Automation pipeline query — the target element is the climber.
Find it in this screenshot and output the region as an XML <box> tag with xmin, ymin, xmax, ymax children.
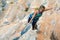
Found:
<box><xmin>13</xmin><ymin>5</ymin><xmax>53</xmax><ymax>40</ymax></box>
<box><xmin>28</xmin><ymin>5</ymin><xmax>53</xmax><ymax>30</ymax></box>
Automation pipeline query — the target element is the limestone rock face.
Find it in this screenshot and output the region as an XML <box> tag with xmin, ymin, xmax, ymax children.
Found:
<box><xmin>0</xmin><ymin>0</ymin><xmax>60</xmax><ymax>40</ymax></box>
<box><xmin>37</xmin><ymin>0</ymin><xmax>60</xmax><ymax>40</ymax></box>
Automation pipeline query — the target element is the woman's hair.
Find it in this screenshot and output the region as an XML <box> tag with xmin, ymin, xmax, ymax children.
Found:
<box><xmin>39</xmin><ymin>5</ymin><xmax>45</xmax><ymax>10</ymax></box>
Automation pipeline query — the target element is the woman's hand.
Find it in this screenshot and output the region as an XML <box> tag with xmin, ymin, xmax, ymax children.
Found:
<box><xmin>45</xmin><ymin>5</ymin><xmax>53</xmax><ymax>11</ymax></box>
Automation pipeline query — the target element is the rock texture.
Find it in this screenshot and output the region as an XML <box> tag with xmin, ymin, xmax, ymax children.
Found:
<box><xmin>0</xmin><ymin>0</ymin><xmax>60</xmax><ymax>40</ymax></box>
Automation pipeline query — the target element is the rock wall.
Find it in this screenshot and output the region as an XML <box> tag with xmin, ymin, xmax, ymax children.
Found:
<box><xmin>37</xmin><ymin>0</ymin><xmax>60</xmax><ymax>40</ymax></box>
<box><xmin>0</xmin><ymin>0</ymin><xmax>60</xmax><ymax>40</ymax></box>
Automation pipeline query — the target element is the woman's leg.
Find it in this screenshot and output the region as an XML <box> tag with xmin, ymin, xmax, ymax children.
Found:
<box><xmin>28</xmin><ymin>17</ymin><xmax>37</xmax><ymax>30</ymax></box>
<box><xmin>32</xmin><ymin>21</ymin><xmax>36</xmax><ymax>30</ymax></box>
<box><xmin>32</xmin><ymin>20</ymin><xmax>38</xmax><ymax>30</ymax></box>
<box><xmin>35</xmin><ymin>24</ymin><xmax>37</xmax><ymax>29</ymax></box>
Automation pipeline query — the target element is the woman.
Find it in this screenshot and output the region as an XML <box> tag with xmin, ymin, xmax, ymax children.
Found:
<box><xmin>28</xmin><ymin>5</ymin><xmax>52</xmax><ymax>30</ymax></box>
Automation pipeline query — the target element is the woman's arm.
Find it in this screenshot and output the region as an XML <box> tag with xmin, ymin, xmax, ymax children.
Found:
<box><xmin>44</xmin><ymin>7</ymin><xmax>53</xmax><ymax>11</ymax></box>
<box><xmin>44</xmin><ymin>5</ymin><xmax>53</xmax><ymax>11</ymax></box>
<box><xmin>29</xmin><ymin>10</ymin><xmax>37</xmax><ymax>23</ymax></box>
